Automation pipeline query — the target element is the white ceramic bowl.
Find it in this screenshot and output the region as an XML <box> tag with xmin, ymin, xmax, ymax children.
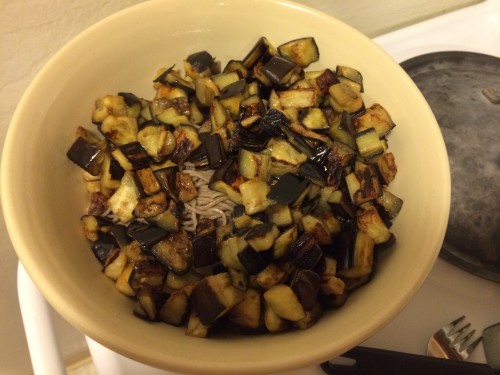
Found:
<box><xmin>1</xmin><ymin>0</ymin><xmax>450</xmax><ymax>373</ymax></box>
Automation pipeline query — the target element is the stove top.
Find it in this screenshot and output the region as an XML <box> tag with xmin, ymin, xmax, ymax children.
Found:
<box><xmin>18</xmin><ymin>1</ymin><xmax>500</xmax><ymax>374</ymax></box>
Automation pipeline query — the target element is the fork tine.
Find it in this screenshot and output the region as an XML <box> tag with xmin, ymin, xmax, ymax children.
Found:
<box><xmin>459</xmin><ymin>336</ymin><xmax>483</xmax><ymax>358</ymax></box>
<box><xmin>448</xmin><ymin>322</ymin><xmax>471</xmax><ymax>342</ymax></box>
<box><xmin>442</xmin><ymin>315</ymin><xmax>465</xmax><ymax>335</ymax></box>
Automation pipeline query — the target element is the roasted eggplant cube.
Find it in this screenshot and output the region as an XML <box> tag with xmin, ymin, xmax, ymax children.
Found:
<box><xmin>338</xmin><ymin>230</ymin><xmax>374</xmax><ymax>278</ymax></box>
<box><xmin>267</xmin><ymin>173</ymin><xmax>309</xmax><ymax>205</ymax></box>
<box><xmin>227</xmin><ymin>288</ymin><xmax>262</xmax><ymax>330</ymax></box>
<box><xmin>245</xmin><ymin>223</ymin><xmax>280</xmax><ymax>252</ymax></box>
<box><xmin>158</xmin><ymin>290</ymin><xmax>190</xmax><ymax>326</ymax></box>
<box><xmin>262</xmin><ymin>55</ymin><xmax>298</xmax><ymax>85</ymax></box>
<box><xmin>242</xmin><ymin>37</ymin><xmax>278</xmax><ymax>70</ymax></box>
<box><xmin>91</xmin><ymin>232</ymin><xmax>118</xmax><ymax>265</ymax></box>
<box><xmin>119</xmin><ymin>142</ymin><xmax>150</xmax><ymax>170</ymax></box>
<box><xmin>209</xmin><ymin>158</ymin><xmax>244</xmax><ymax>204</ymax></box>
<box><xmin>265</xmin><ymin>204</ymin><xmax>293</xmax><ymax>227</ymax></box>
<box><xmin>152</xmin><ymin>231</ymin><xmax>193</xmax><ymax>274</ymax></box>
<box><xmin>128</xmin><ymin>259</ymin><xmax>166</xmax><ymax>292</ymax></box>
<box><xmin>376</xmin><ymin>152</ymin><xmax>398</xmax><ymax>185</ymax></box>
<box><xmin>126</xmin><ymin>220</ymin><xmax>169</xmax><ymax>251</ymax></box>
<box><xmin>192</xmin><ymin>231</ymin><xmax>218</xmax><ymax>268</ymax></box>
<box><xmin>301</xmin><ymin>214</ymin><xmax>332</xmax><ymax>246</ymax></box>
<box><xmin>375</xmin><ymin>187</ymin><xmax>403</xmax><ymax>220</ymax></box>
<box><xmin>357</xmin><ymin>203</ymin><xmax>392</xmax><ymax>244</ymax></box>
<box><xmin>290</xmin><ymin>232</ymin><xmax>323</xmax><ymax>270</ymax></box>
<box><xmin>290</xmin><ymin>269</ymin><xmax>320</xmax><ymax>311</ymax></box>
<box><xmin>355</xmin><ymin>127</ymin><xmax>385</xmax><ymax>159</ymax></box>
<box><xmin>237</xmin><ymin>246</ymin><xmax>271</xmax><ymax>275</ymax></box>
<box><xmin>239</xmin><ymin>179</ymin><xmax>270</xmax><ymax>215</ymax></box>
<box><xmin>238</xmin><ymin>148</ymin><xmax>270</xmax><ymax>182</ymax></box>
<box><xmin>354</xmin><ymin>103</ymin><xmax>395</xmax><ymax>138</ymax></box>
<box><xmin>277</xmin><ymin>37</ymin><xmax>319</xmax><ymax>67</ymax></box>
<box><xmin>263</xmin><ymin>284</ymin><xmax>305</xmax><ymax>322</ymax></box>
<box><xmin>107</xmin><ymin>171</ymin><xmax>140</xmax><ymax>223</ymax></box>
<box><xmin>170</xmin><ymin>125</ymin><xmax>202</xmax><ymax>165</ymax></box>
<box><xmin>306</xmin><ymin>69</ymin><xmax>339</xmax><ymax>96</ymax></box>
<box><xmin>328</xmin><ymin>81</ymin><xmax>364</xmax><ymax>114</ymax></box>
<box><xmin>205</xmin><ymin>133</ymin><xmax>227</xmax><ymax>170</ymax></box>
<box><xmin>190</xmin><ymin>272</ymin><xmax>244</xmax><ymax>325</ymax></box>
<box><xmin>100</xmin><ymin>115</ymin><xmax>138</xmax><ymax>146</ymax></box>
<box><xmin>336</xmin><ymin>65</ymin><xmax>364</xmax><ymax>92</ymax></box>
<box><xmin>66</xmin><ymin>136</ymin><xmax>104</xmax><ymax>176</ymax></box>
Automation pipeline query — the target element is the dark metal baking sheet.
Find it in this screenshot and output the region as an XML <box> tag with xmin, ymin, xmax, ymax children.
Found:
<box><xmin>401</xmin><ymin>51</ymin><xmax>500</xmax><ymax>283</ymax></box>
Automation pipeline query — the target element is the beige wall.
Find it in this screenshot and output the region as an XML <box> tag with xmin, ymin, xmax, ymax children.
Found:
<box><xmin>0</xmin><ymin>0</ymin><xmax>480</xmax><ymax>373</ymax></box>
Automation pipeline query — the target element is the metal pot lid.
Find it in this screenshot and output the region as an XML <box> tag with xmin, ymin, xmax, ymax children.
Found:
<box><xmin>401</xmin><ymin>51</ymin><xmax>500</xmax><ymax>283</ymax></box>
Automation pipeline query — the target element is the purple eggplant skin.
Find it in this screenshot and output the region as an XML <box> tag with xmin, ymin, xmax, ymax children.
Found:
<box><xmin>267</xmin><ymin>173</ymin><xmax>309</xmax><ymax>205</ymax></box>
<box><xmin>66</xmin><ymin>136</ymin><xmax>103</xmax><ymax>176</ymax></box>
<box><xmin>186</xmin><ymin>51</ymin><xmax>215</xmax><ymax>73</ymax></box>
<box><xmin>291</xmin><ymin>269</ymin><xmax>320</xmax><ymax>310</ymax></box>
<box><xmin>126</xmin><ymin>221</ymin><xmax>169</xmax><ymax>252</ymax></box>
<box><xmin>119</xmin><ymin>141</ymin><xmax>150</xmax><ymax>170</ymax></box>
<box><xmin>262</xmin><ymin>55</ymin><xmax>297</xmax><ymax>85</ymax></box>
<box><xmin>205</xmin><ymin>133</ymin><xmax>227</xmax><ymax>169</ymax></box>
<box><xmin>91</xmin><ymin>232</ymin><xmax>118</xmax><ymax>264</ymax></box>
<box><xmin>237</xmin><ymin>247</ymin><xmax>272</xmax><ymax>275</ymax></box>
<box><xmin>192</xmin><ymin>231</ymin><xmax>219</xmax><ymax>268</ymax></box>
<box><xmin>290</xmin><ymin>232</ymin><xmax>324</xmax><ymax>270</ymax></box>
<box><xmin>220</xmin><ymin>78</ymin><xmax>247</xmax><ymax>99</ymax></box>
<box><xmin>260</xmin><ymin>108</ymin><xmax>290</xmax><ymax>138</ymax></box>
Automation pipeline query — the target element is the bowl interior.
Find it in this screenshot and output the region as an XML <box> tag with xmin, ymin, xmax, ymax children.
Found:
<box><xmin>1</xmin><ymin>0</ymin><xmax>450</xmax><ymax>373</ymax></box>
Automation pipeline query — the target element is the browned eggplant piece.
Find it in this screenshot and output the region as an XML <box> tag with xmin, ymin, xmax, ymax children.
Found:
<box><xmin>81</xmin><ymin>215</ymin><xmax>113</xmax><ymax>241</ymax></box>
<box><xmin>220</xmin><ymin>78</ymin><xmax>246</xmax><ymax>99</ymax></box>
<box><xmin>267</xmin><ymin>173</ymin><xmax>309</xmax><ymax>205</ymax></box>
<box><xmin>336</xmin><ymin>65</ymin><xmax>364</xmax><ymax>92</ymax></box>
<box><xmin>238</xmin><ymin>148</ymin><xmax>270</xmax><ymax>181</ymax></box>
<box><xmin>66</xmin><ymin>136</ymin><xmax>104</xmax><ymax>176</ymax></box>
<box><xmin>242</xmin><ymin>37</ymin><xmax>277</xmax><ymax>70</ymax></box>
<box><xmin>153</xmin><ymin>65</ymin><xmax>196</xmax><ymax>95</ymax></box>
<box><xmin>237</xmin><ymin>247</ymin><xmax>272</xmax><ymax>274</ymax></box>
<box><xmin>189</xmin><ymin>272</ymin><xmax>244</xmax><ymax>325</ymax></box>
<box><xmin>277</xmin><ymin>88</ymin><xmax>317</xmax><ymax>109</ymax></box>
<box><xmin>277</xmin><ymin>37</ymin><xmax>319</xmax><ymax>67</ymax></box>
<box><xmin>244</xmin><ymin>223</ymin><xmax>280</xmax><ymax>251</ymax></box>
<box><xmin>260</xmin><ymin>108</ymin><xmax>290</xmax><ymax>138</ymax></box>
<box><xmin>306</xmin><ymin>69</ymin><xmax>339</xmax><ymax>96</ymax></box>
<box><xmin>90</xmin><ymin>232</ymin><xmax>118</xmax><ymax>264</ymax></box>
<box><xmin>118</xmin><ymin>92</ymin><xmax>142</xmax><ymax>118</ymax></box>
<box><xmin>376</xmin><ymin>152</ymin><xmax>398</xmax><ymax>185</ymax></box>
<box><xmin>170</xmin><ymin>125</ymin><xmax>202</xmax><ymax>165</ymax></box>
<box><xmin>289</xmin><ymin>232</ymin><xmax>323</xmax><ymax>270</ymax></box>
<box><xmin>108</xmin><ymin>157</ymin><xmax>125</xmax><ymax>181</ymax></box>
<box><xmin>226</xmin><ymin>288</ymin><xmax>262</xmax><ymax>330</ymax></box>
<box><xmin>354</xmin><ymin>103</ymin><xmax>395</xmax><ymax>138</ymax></box>
<box><xmin>193</xmin><ymin>231</ymin><xmax>218</xmax><ymax>268</ymax></box>
<box><xmin>186</xmin><ymin>51</ymin><xmax>215</xmax><ymax>75</ymax></box>
<box><xmin>133</xmin><ymin>191</ymin><xmax>167</xmax><ymax>218</ymax></box>
<box><xmin>223</xmin><ymin>60</ymin><xmax>249</xmax><ymax>78</ymax></box>
<box><xmin>126</xmin><ymin>220</ymin><xmax>169</xmax><ymax>251</ymax></box>
<box><xmin>320</xmin><ymin>289</ymin><xmax>348</xmax><ymax>308</ymax></box>
<box><xmin>375</xmin><ymin>187</ymin><xmax>403</xmax><ymax>220</ymax></box>
<box><xmin>228</xmin><ymin>123</ymin><xmax>269</xmax><ymax>152</ymax></box>
<box><xmin>299</xmin><ymin>160</ymin><xmax>327</xmax><ymax>187</ymax></box>
<box><xmin>152</xmin><ymin>230</ymin><xmax>193</xmax><ymax>274</ymax></box>
<box><xmin>290</xmin><ymin>269</ymin><xmax>320</xmax><ymax>311</ymax></box>
<box><xmin>205</xmin><ymin>133</ymin><xmax>227</xmax><ymax>169</ymax></box>
<box><xmin>238</xmin><ymin>95</ymin><xmax>266</xmax><ymax>127</ymax></box>
<box><xmin>262</xmin><ymin>55</ymin><xmax>298</xmax><ymax>85</ymax></box>
<box><xmin>355</xmin><ymin>127</ymin><xmax>385</xmax><ymax>159</ymax></box>
<box><xmin>341</xmin><ymin>274</ymin><xmax>372</xmax><ymax>294</ymax></box>
<box><xmin>263</xmin><ymin>284</ymin><xmax>305</xmax><ymax>321</ymax></box>
<box><xmin>135</xmin><ymin>289</ymin><xmax>169</xmax><ymax>321</ymax></box>
<box><xmin>107</xmin><ymin>224</ymin><xmax>131</xmax><ymax>248</ymax></box>
<box><xmin>135</xmin><ymin>167</ymin><xmax>161</xmax><ymax>196</ymax></box>
<box><xmin>328</xmin><ymin>228</ymin><xmax>356</xmax><ymax>271</ymax></box>
<box><xmin>159</xmin><ymin>290</ymin><xmax>190</xmax><ymax>326</ymax></box>
<box><xmin>208</xmin><ymin>157</ymin><xmax>244</xmax><ymax>204</ymax></box>
<box><xmin>357</xmin><ymin>203</ymin><xmax>392</xmax><ymax>245</ymax></box>
<box><xmin>99</xmin><ymin>115</ymin><xmax>138</xmax><ymax>146</ymax></box>
<box><xmin>128</xmin><ymin>259</ymin><xmax>166</xmax><ymax>292</ymax></box>
<box><xmin>153</xmin><ymin>166</ymin><xmax>180</xmax><ymax>202</ymax></box>
<box><xmin>119</xmin><ymin>142</ymin><xmax>150</xmax><ymax>170</ymax></box>
<box><xmin>175</xmin><ymin>172</ymin><xmax>198</xmax><ymax>203</ymax></box>
<box><xmin>87</xmin><ymin>192</ymin><xmax>108</xmax><ymax>216</ymax></box>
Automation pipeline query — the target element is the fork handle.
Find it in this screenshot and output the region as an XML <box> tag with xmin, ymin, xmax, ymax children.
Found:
<box><xmin>320</xmin><ymin>346</ymin><xmax>500</xmax><ymax>375</ymax></box>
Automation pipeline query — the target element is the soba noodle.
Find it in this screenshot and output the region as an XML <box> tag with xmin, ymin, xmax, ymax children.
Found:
<box><xmin>181</xmin><ymin>167</ymin><xmax>235</xmax><ymax>232</ymax></box>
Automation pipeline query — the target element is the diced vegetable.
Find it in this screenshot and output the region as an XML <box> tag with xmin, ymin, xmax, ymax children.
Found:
<box><xmin>68</xmin><ymin>35</ymin><xmax>403</xmax><ymax>338</ymax></box>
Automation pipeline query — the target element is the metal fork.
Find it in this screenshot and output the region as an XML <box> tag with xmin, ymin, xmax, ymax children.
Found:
<box><xmin>427</xmin><ymin>315</ymin><xmax>483</xmax><ymax>361</ymax></box>
<box><xmin>321</xmin><ymin>316</ymin><xmax>486</xmax><ymax>374</ymax></box>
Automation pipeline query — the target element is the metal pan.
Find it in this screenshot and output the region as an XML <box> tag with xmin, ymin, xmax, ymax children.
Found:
<box><xmin>401</xmin><ymin>51</ymin><xmax>500</xmax><ymax>283</ymax></box>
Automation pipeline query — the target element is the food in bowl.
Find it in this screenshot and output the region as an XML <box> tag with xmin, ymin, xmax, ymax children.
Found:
<box><xmin>67</xmin><ymin>36</ymin><xmax>403</xmax><ymax>337</ymax></box>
